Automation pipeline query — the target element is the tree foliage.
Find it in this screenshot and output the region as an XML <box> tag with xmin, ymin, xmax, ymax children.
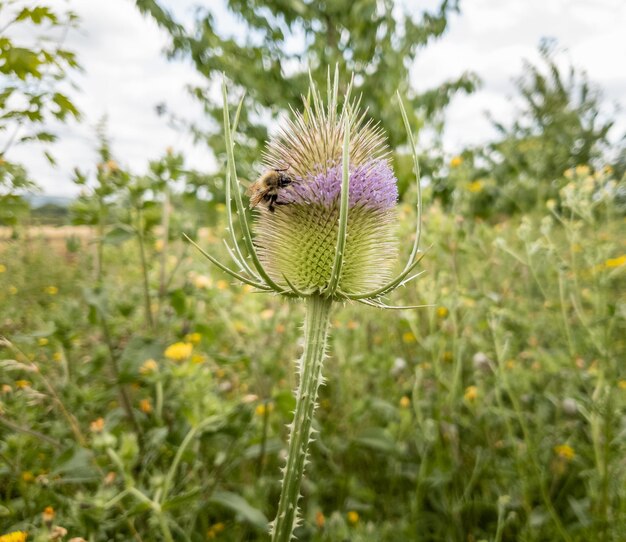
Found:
<box><xmin>490</xmin><ymin>42</ymin><xmax>618</xmax><ymax>209</ymax></box>
<box><xmin>135</xmin><ymin>0</ymin><xmax>478</xmax><ymax>193</ymax></box>
<box><xmin>0</xmin><ymin>0</ymin><xmax>81</xmax><ymax>218</ymax></box>
<box><xmin>439</xmin><ymin>42</ymin><xmax>622</xmax><ymax>216</ymax></box>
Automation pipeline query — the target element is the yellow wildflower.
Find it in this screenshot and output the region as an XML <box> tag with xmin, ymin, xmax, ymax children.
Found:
<box><xmin>53</xmin><ymin>352</ymin><xmax>63</xmax><ymax>362</ymax></box>
<box><xmin>461</xmin><ymin>296</ymin><xmax>476</xmax><ymax>308</ymax></box>
<box><xmin>554</xmin><ymin>444</ymin><xmax>575</xmax><ymax>461</ymax></box>
<box><xmin>402</xmin><ymin>331</ymin><xmax>416</xmax><ymax>344</ymax></box>
<box><xmin>164</xmin><ymin>342</ymin><xmax>193</xmax><ymax>361</ymax></box>
<box><xmin>467</xmin><ymin>180</ymin><xmax>484</xmax><ymax>193</ymax></box>
<box><xmin>618</xmin><ymin>380</ymin><xmax>626</xmax><ymax>390</ymax></box>
<box><xmin>207</xmin><ymin>522</ymin><xmax>225</xmax><ymax>539</ymax></box>
<box><xmin>90</xmin><ymin>417</ymin><xmax>105</xmax><ymax>433</ymax></box>
<box><xmin>464</xmin><ymin>385</ymin><xmax>478</xmax><ymax>401</ymax></box>
<box><xmin>347</xmin><ymin>511</ymin><xmax>359</xmax><ymax>525</ymax></box>
<box><xmin>605</xmin><ymin>255</ymin><xmax>626</xmax><ymax>268</ymax></box>
<box><xmin>216</xmin><ymin>279</ymin><xmax>228</xmax><ymax>290</ymax></box>
<box><xmin>0</xmin><ymin>264</ymin><xmax>6</xmax><ymax>273</ymax></box>
<box><xmin>139</xmin><ymin>359</ymin><xmax>158</xmax><ymax>374</ymax></box>
<box><xmin>154</xmin><ymin>239</ymin><xmax>165</xmax><ymax>253</ymax></box>
<box><xmin>139</xmin><ymin>399</ymin><xmax>153</xmax><ymax>414</ymax></box>
<box><xmin>185</xmin><ymin>332</ymin><xmax>202</xmax><ymax>345</ymax></box>
<box><xmin>255</xmin><ymin>403</ymin><xmax>274</xmax><ymax>417</ymax></box>
<box><xmin>450</xmin><ymin>156</ymin><xmax>463</xmax><ymax>168</ymax></box>
<box><xmin>399</xmin><ymin>396</ymin><xmax>411</xmax><ymax>409</ymax></box>
<box><xmin>233</xmin><ymin>321</ymin><xmax>247</xmax><ymax>333</ymax></box>
<box><xmin>42</xmin><ymin>506</ymin><xmax>55</xmax><ymax>525</ymax></box>
<box><xmin>193</xmin><ymin>274</ymin><xmax>212</xmax><ymax>289</ymax></box>
<box><xmin>436</xmin><ymin>306</ymin><xmax>448</xmax><ymax>318</ymax></box>
<box><xmin>575</xmin><ymin>165</ymin><xmax>590</xmax><ymax>176</ymax></box>
<box><xmin>21</xmin><ymin>471</ymin><xmax>34</xmax><ymax>483</ymax></box>
<box><xmin>8</xmin><ymin>286</ymin><xmax>18</xmax><ymax>295</ymax></box>
<box><xmin>15</xmin><ymin>380</ymin><xmax>30</xmax><ymax>389</ymax></box>
<box><xmin>0</xmin><ymin>531</ymin><xmax>28</xmax><ymax>542</ymax></box>
<box><xmin>37</xmin><ymin>337</ymin><xmax>49</xmax><ymax>347</ymax></box>
<box><xmin>315</xmin><ymin>511</ymin><xmax>325</xmax><ymax>528</ymax></box>
<box><xmin>45</xmin><ymin>286</ymin><xmax>58</xmax><ymax>295</ymax></box>
<box><xmin>187</xmin><ymin>353</ymin><xmax>203</xmax><ymax>364</ymax></box>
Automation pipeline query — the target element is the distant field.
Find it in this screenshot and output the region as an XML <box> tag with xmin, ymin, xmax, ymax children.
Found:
<box><xmin>0</xmin><ymin>225</ymin><xmax>94</xmax><ymax>240</ymax></box>
<box><xmin>0</xmin><ymin>226</ymin><xmax>95</xmax><ymax>254</ymax></box>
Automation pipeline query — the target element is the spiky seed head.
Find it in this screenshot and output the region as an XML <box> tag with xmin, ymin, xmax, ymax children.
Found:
<box><xmin>254</xmin><ymin>82</ymin><xmax>399</xmax><ymax>297</ymax></box>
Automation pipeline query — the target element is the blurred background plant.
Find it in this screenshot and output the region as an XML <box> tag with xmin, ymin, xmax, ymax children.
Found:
<box><xmin>0</xmin><ymin>1</ymin><xmax>625</xmax><ymax>541</ymax></box>
<box><xmin>0</xmin><ymin>0</ymin><xmax>80</xmax><ymax>228</ymax></box>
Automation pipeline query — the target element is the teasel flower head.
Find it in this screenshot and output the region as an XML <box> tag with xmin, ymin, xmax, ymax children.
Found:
<box><xmin>255</xmin><ymin>86</ymin><xmax>400</xmax><ymax>296</ymax></box>
<box><xmin>185</xmin><ymin>69</ymin><xmax>426</xmax><ymax>310</ymax></box>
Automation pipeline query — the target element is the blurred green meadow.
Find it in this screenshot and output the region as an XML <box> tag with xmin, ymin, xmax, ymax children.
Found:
<box><xmin>1</xmin><ymin>1</ymin><xmax>626</xmax><ymax>541</ymax></box>
<box><xmin>1</xmin><ymin>163</ymin><xmax>625</xmax><ymax>541</ymax></box>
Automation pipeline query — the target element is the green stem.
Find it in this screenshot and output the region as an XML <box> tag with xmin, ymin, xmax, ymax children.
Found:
<box><xmin>157</xmin><ymin>186</ymin><xmax>170</xmax><ymax>326</ymax></box>
<box><xmin>271</xmin><ymin>294</ymin><xmax>332</xmax><ymax>542</ymax></box>
<box><xmin>160</xmin><ymin>416</ymin><xmax>219</xmax><ymax>505</ymax></box>
<box><xmin>155</xmin><ymin>380</ymin><xmax>164</xmax><ymax>424</ymax></box>
<box><xmin>136</xmin><ymin>207</ymin><xmax>155</xmax><ymax>331</ymax></box>
<box><xmin>97</xmin><ymin>199</ymin><xmax>105</xmax><ymax>284</ymax></box>
<box><xmin>157</xmin><ymin>510</ymin><xmax>175</xmax><ymax>542</ymax></box>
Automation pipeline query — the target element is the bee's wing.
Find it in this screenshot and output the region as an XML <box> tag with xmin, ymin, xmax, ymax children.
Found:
<box><xmin>248</xmin><ymin>190</ymin><xmax>265</xmax><ymax>208</ymax></box>
<box><xmin>247</xmin><ymin>180</ymin><xmax>265</xmax><ymax>208</ymax></box>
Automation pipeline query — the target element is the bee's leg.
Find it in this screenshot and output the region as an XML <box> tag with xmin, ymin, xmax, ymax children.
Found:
<box><xmin>268</xmin><ymin>194</ymin><xmax>277</xmax><ymax>212</ymax></box>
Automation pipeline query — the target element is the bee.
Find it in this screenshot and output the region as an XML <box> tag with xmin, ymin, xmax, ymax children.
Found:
<box><xmin>247</xmin><ymin>167</ymin><xmax>293</xmax><ymax>212</ymax></box>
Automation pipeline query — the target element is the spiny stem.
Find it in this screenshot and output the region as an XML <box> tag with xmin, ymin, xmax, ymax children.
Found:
<box><xmin>271</xmin><ymin>295</ymin><xmax>332</xmax><ymax>541</ymax></box>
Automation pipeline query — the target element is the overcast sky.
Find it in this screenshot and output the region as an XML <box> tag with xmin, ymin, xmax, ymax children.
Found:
<box><xmin>4</xmin><ymin>0</ymin><xmax>626</xmax><ymax>196</ymax></box>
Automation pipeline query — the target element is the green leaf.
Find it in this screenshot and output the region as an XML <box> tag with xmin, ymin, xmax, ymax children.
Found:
<box><xmin>118</xmin><ymin>337</ymin><xmax>162</xmax><ymax>379</ymax></box>
<box><xmin>103</xmin><ymin>224</ymin><xmax>135</xmax><ymax>245</ymax></box>
<box><xmin>52</xmin><ymin>92</ymin><xmax>80</xmax><ymax>120</ymax></box>
<box><xmin>1</xmin><ymin>47</ymin><xmax>42</xmax><ymax>79</ymax></box>
<box><xmin>209</xmin><ymin>491</ymin><xmax>268</xmax><ymax>530</ymax></box>
<box><xmin>162</xmin><ymin>488</ymin><xmax>202</xmax><ymax>511</ymax></box>
<box><xmin>353</xmin><ymin>427</ymin><xmax>397</xmax><ymax>454</ymax></box>
<box><xmin>52</xmin><ymin>447</ymin><xmax>99</xmax><ymax>481</ymax></box>
<box><xmin>168</xmin><ymin>288</ymin><xmax>187</xmax><ymax>316</ymax></box>
<box><xmin>15</xmin><ymin>6</ymin><xmax>58</xmax><ymax>25</ymax></box>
